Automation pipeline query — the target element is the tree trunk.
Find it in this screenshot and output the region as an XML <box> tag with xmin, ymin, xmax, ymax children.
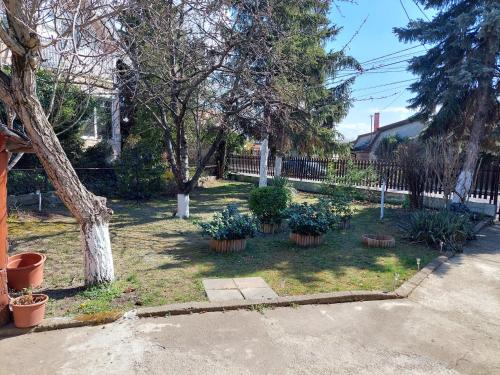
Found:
<box><xmin>9</xmin><ymin>58</ymin><xmax>114</xmax><ymax>285</ymax></box>
<box><xmin>274</xmin><ymin>154</ymin><xmax>283</xmax><ymax>178</ymax></box>
<box><xmin>259</xmin><ymin>135</ymin><xmax>269</xmax><ymax>187</ymax></box>
<box><xmin>81</xmin><ymin>218</ymin><xmax>114</xmax><ymax>285</ymax></box>
<box><xmin>452</xmin><ymin>26</ymin><xmax>496</xmax><ymax>204</ymax></box>
<box><xmin>176</xmin><ymin>193</ymin><xmax>190</xmax><ymax>218</ymax></box>
<box><xmin>110</xmin><ymin>92</ymin><xmax>121</xmax><ymax>160</ymax></box>
<box><xmin>452</xmin><ymin>91</ymin><xmax>487</xmax><ymax>203</ymax></box>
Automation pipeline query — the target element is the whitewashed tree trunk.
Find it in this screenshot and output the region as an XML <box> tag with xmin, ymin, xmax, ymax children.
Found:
<box><xmin>176</xmin><ymin>193</ymin><xmax>190</xmax><ymax>218</ymax></box>
<box><xmin>0</xmin><ymin>30</ymin><xmax>115</xmax><ymax>285</ymax></box>
<box><xmin>452</xmin><ymin>82</ymin><xmax>489</xmax><ymax>203</ymax></box>
<box><xmin>81</xmin><ymin>219</ymin><xmax>114</xmax><ymax>285</ymax></box>
<box><xmin>259</xmin><ymin>136</ymin><xmax>269</xmax><ymax>187</ymax></box>
<box><xmin>110</xmin><ymin>93</ymin><xmax>121</xmax><ymax>160</ymax></box>
<box><xmin>274</xmin><ymin>154</ymin><xmax>282</xmax><ymax>178</ymax></box>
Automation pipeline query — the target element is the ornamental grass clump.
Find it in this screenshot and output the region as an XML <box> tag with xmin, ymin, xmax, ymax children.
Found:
<box><xmin>400</xmin><ymin>209</ymin><xmax>474</xmax><ymax>252</ymax></box>
<box><xmin>286</xmin><ymin>200</ymin><xmax>338</xmax><ymax>236</ymax></box>
<box><xmin>199</xmin><ymin>205</ymin><xmax>257</xmax><ymax>240</ymax></box>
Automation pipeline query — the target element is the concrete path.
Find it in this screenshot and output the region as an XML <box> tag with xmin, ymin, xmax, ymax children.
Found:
<box><xmin>1</xmin><ymin>226</ymin><xmax>500</xmax><ymax>375</ymax></box>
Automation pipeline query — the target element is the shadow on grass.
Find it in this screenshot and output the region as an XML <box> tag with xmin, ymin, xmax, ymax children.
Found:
<box><xmin>151</xmin><ymin>205</ymin><xmax>437</xmax><ymax>286</ymax></box>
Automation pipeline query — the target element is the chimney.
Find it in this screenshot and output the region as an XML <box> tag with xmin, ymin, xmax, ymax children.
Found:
<box><xmin>374</xmin><ymin>112</ymin><xmax>380</xmax><ymax>132</ymax></box>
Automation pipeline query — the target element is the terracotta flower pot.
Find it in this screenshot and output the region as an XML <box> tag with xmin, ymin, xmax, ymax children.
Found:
<box><xmin>362</xmin><ymin>234</ymin><xmax>395</xmax><ymax>248</ymax></box>
<box><xmin>260</xmin><ymin>221</ymin><xmax>283</xmax><ymax>234</ymax></box>
<box><xmin>290</xmin><ymin>233</ymin><xmax>325</xmax><ymax>247</ymax></box>
<box><xmin>7</xmin><ymin>252</ymin><xmax>46</xmax><ymax>291</ymax></box>
<box><xmin>210</xmin><ymin>238</ymin><xmax>247</xmax><ymax>253</ymax></box>
<box><xmin>10</xmin><ymin>294</ymin><xmax>48</xmax><ymax>328</ymax></box>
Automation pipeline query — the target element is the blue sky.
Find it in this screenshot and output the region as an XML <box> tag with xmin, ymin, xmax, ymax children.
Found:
<box><xmin>328</xmin><ymin>0</ymin><xmax>434</xmax><ymax>141</ymax></box>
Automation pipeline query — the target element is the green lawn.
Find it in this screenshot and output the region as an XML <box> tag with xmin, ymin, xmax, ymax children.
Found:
<box><xmin>8</xmin><ymin>180</ymin><xmax>436</xmax><ymax>317</ymax></box>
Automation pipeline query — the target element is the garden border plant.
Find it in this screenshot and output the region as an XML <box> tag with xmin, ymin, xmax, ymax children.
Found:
<box><xmin>199</xmin><ymin>204</ymin><xmax>258</xmax><ymax>252</ymax></box>
<box><xmin>249</xmin><ymin>178</ymin><xmax>293</xmax><ymax>233</ymax></box>
<box><xmin>286</xmin><ymin>199</ymin><xmax>338</xmax><ymax>247</ymax></box>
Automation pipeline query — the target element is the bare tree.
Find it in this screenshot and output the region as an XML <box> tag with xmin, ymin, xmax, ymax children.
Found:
<box><xmin>425</xmin><ymin>135</ymin><xmax>463</xmax><ymax>206</ymax></box>
<box><xmin>118</xmin><ymin>0</ymin><xmax>290</xmax><ymax>217</ymax></box>
<box><xmin>0</xmin><ymin>1</ymin><xmax>125</xmax><ymax>285</ymax></box>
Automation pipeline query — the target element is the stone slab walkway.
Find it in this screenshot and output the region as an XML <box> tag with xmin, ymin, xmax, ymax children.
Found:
<box><xmin>1</xmin><ymin>225</ymin><xmax>499</xmax><ymax>374</ymax></box>
<box><xmin>202</xmin><ymin>277</ymin><xmax>278</xmax><ymax>302</ymax></box>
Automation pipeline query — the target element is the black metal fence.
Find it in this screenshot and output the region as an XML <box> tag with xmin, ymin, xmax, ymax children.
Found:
<box><xmin>8</xmin><ymin>168</ymin><xmax>118</xmax><ymax>197</ymax></box>
<box><xmin>228</xmin><ymin>154</ymin><xmax>500</xmax><ymax>205</ymax></box>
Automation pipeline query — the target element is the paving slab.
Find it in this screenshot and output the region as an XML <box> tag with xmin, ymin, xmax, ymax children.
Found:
<box><xmin>240</xmin><ymin>287</ymin><xmax>278</xmax><ymax>300</ymax></box>
<box><xmin>233</xmin><ymin>277</ymin><xmax>270</xmax><ymax>289</ymax></box>
<box><xmin>202</xmin><ymin>278</ymin><xmax>237</xmax><ymax>290</ymax></box>
<box><xmin>205</xmin><ymin>289</ymin><xmax>244</xmax><ymax>302</ymax></box>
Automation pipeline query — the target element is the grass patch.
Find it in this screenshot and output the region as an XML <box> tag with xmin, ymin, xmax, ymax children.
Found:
<box><xmin>8</xmin><ymin>180</ymin><xmax>436</xmax><ymax>317</ymax></box>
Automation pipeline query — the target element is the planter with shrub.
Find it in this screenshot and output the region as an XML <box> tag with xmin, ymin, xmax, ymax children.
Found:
<box><xmin>249</xmin><ymin>179</ymin><xmax>293</xmax><ymax>233</ymax></box>
<box><xmin>199</xmin><ymin>205</ymin><xmax>257</xmax><ymax>252</ymax></box>
<box><xmin>10</xmin><ymin>291</ymin><xmax>48</xmax><ymax>328</ymax></box>
<box><xmin>286</xmin><ymin>200</ymin><xmax>338</xmax><ymax>247</ymax></box>
<box><xmin>400</xmin><ymin>209</ymin><xmax>474</xmax><ymax>252</ymax></box>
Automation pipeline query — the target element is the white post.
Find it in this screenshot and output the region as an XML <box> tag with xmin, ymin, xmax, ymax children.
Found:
<box><xmin>110</xmin><ymin>94</ymin><xmax>121</xmax><ymax>160</ymax></box>
<box><xmin>274</xmin><ymin>155</ymin><xmax>282</xmax><ymax>178</ymax></box>
<box><xmin>176</xmin><ymin>194</ymin><xmax>190</xmax><ymax>218</ymax></box>
<box><xmin>93</xmin><ymin>107</ymin><xmax>98</xmax><ymax>139</ymax></box>
<box><xmin>380</xmin><ymin>179</ymin><xmax>386</xmax><ymax>220</ymax></box>
<box><xmin>259</xmin><ymin>136</ymin><xmax>269</xmax><ymax>187</ymax></box>
<box><xmin>36</xmin><ymin>189</ymin><xmax>41</xmax><ymax>212</ymax></box>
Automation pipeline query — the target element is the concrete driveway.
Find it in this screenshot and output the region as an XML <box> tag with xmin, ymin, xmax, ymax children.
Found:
<box><xmin>1</xmin><ymin>226</ymin><xmax>499</xmax><ymax>375</ymax></box>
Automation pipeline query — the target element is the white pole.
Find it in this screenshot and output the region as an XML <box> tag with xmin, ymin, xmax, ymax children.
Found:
<box><xmin>380</xmin><ymin>179</ymin><xmax>386</xmax><ymax>220</ymax></box>
<box><xmin>259</xmin><ymin>136</ymin><xmax>269</xmax><ymax>187</ymax></box>
<box><xmin>36</xmin><ymin>189</ymin><xmax>41</xmax><ymax>212</ymax></box>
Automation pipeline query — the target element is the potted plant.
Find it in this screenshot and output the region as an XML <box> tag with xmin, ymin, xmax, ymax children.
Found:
<box><xmin>286</xmin><ymin>200</ymin><xmax>338</xmax><ymax>247</ymax></box>
<box><xmin>199</xmin><ymin>205</ymin><xmax>257</xmax><ymax>252</ymax></box>
<box><xmin>249</xmin><ymin>182</ymin><xmax>292</xmax><ymax>234</ymax></box>
<box><xmin>10</xmin><ymin>290</ymin><xmax>48</xmax><ymax>328</ymax></box>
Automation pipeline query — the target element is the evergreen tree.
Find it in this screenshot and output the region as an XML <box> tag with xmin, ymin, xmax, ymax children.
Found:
<box><xmin>394</xmin><ymin>0</ymin><xmax>499</xmax><ymax>203</ymax></box>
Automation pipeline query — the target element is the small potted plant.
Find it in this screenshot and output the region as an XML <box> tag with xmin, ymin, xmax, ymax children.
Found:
<box><xmin>199</xmin><ymin>205</ymin><xmax>257</xmax><ymax>252</ymax></box>
<box><xmin>286</xmin><ymin>200</ymin><xmax>338</xmax><ymax>247</ymax></box>
<box><xmin>10</xmin><ymin>290</ymin><xmax>49</xmax><ymax>328</ymax></box>
<box><xmin>249</xmin><ymin>183</ymin><xmax>292</xmax><ymax>234</ymax></box>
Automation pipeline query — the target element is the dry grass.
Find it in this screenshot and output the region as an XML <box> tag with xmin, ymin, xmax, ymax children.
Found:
<box><xmin>8</xmin><ymin>180</ymin><xmax>436</xmax><ymax>317</ymax></box>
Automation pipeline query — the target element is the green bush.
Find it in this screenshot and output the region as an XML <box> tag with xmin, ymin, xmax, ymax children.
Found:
<box><xmin>401</xmin><ymin>209</ymin><xmax>474</xmax><ymax>252</ymax></box>
<box><xmin>248</xmin><ymin>185</ymin><xmax>292</xmax><ymax>224</ymax></box>
<box><xmin>286</xmin><ymin>200</ymin><xmax>338</xmax><ymax>236</ymax></box>
<box><xmin>199</xmin><ymin>205</ymin><xmax>258</xmax><ymax>240</ymax></box>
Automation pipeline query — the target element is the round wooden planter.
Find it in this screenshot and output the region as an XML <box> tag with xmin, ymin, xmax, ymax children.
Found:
<box><xmin>290</xmin><ymin>233</ymin><xmax>325</xmax><ymax>247</ymax></box>
<box><xmin>210</xmin><ymin>238</ymin><xmax>247</xmax><ymax>253</ymax></box>
<box><xmin>7</xmin><ymin>252</ymin><xmax>46</xmax><ymax>291</ymax></box>
<box><xmin>10</xmin><ymin>294</ymin><xmax>48</xmax><ymax>328</ymax></box>
<box><xmin>362</xmin><ymin>234</ymin><xmax>395</xmax><ymax>248</ymax></box>
<box><xmin>260</xmin><ymin>221</ymin><xmax>283</xmax><ymax>234</ymax></box>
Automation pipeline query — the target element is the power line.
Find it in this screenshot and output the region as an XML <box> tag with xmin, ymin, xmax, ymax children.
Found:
<box><xmin>358</xmin><ymin>45</ymin><xmax>422</xmax><ymax>65</ymax></box>
<box><xmin>399</xmin><ymin>0</ymin><xmax>412</xmax><ymax>22</ymax></box>
<box><xmin>352</xmin><ymin>92</ymin><xmax>401</xmax><ymax>102</ymax></box>
<box><xmin>352</xmin><ymin>78</ymin><xmax>416</xmax><ymax>93</ymax></box>
<box><xmin>411</xmin><ymin>0</ymin><xmax>431</xmax><ymax>21</ymax></box>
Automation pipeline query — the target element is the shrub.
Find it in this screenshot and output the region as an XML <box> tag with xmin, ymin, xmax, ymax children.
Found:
<box><xmin>328</xmin><ymin>194</ymin><xmax>354</xmax><ymax>227</ymax></box>
<box><xmin>401</xmin><ymin>209</ymin><xmax>474</xmax><ymax>252</ymax></box>
<box><xmin>199</xmin><ymin>205</ymin><xmax>258</xmax><ymax>240</ymax></box>
<box><xmin>286</xmin><ymin>200</ymin><xmax>338</xmax><ymax>236</ymax></box>
<box><xmin>249</xmin><ymin>185</ymin><xmax>292</xmax><ymax>224</ymax></box>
